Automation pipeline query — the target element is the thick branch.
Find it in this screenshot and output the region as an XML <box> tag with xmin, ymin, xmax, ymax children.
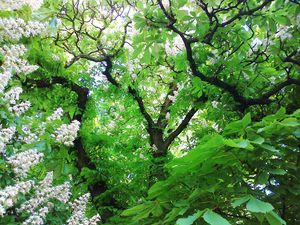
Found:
<box><xmin>22</xmin><ymin>76</ymin><xmax>107</xmax><ymax>197</ymax></box>
<box><xmin>128</xmin><ymin>86</ymin><xmax>155</xmax><ymax>127</ymax></box>
<box><xmin>164</xmin><ymin>95</ymin><xmax>208</xmax><ymax>148</ymax></box>
<box><xmin>102</xmin><ymin>58</ymin><xmax>155</xmax><ymax>127</ymax></box>
<box><xmin>23</xmin><ymin>76</ymin><xmax>88</xmax><ymax>115</ymax></box>
<box><xmin>220</xmin><ymin>0</ymin><xmax>273</xmax><ymax>27</ymax></box>
<box><xmin>157</xmin><ymin>82</ymin><xmax>177</xmax><ymax>129</ymax></box>
<box><xmin>165</xmin><ymin>108</ymin><xmax>197</xmax><ymax>148</ymax></box>
<box><xmin>157</xmin><ymin>0</ymin><xmax>300</xmax><ymax>109</ymax></box>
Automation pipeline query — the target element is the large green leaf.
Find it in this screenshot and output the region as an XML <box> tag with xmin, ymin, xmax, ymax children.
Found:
<box><xmin>202</xmin><ymin>210</ymin><xmax>231</xmax><ymax>225</ymax></box>
<box><xmin>231</xmin><ymin>196</ymin><xmax>251</xmax><ymax>208</ymax></box>
<box><xmin>223</xmin><ymin>113</ymin><xmax>251</xmax><ymax>135</ymax></box>
<box><xmin>246</xmin><ymin>198</ymin><xmax>274</xmax><ymax>213</ymax></box>
<box><xmin>266</xmin><ymin>211</ymin><xmax>286</xmax><ymax>225</ymax></box>
<box><xmin>176</xmin><ymin>211</ymin><xmax>204</xmax><ymax>225</ymax></box>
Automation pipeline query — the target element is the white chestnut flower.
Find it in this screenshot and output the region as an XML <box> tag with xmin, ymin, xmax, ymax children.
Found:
<box><xmin>23</xmin><ymin>206</ymin><xmax>49</xmax><ymax>225</ymax></box>
<box><xmin>9</xmin><ymin>101</ymin><xmax>31</xmax><ymax>116</ymax></box>
<box><xmin>0</xmin><ymin>18</ymin><xmax>47</xmax><ymax>41</ymax></box>
<box><xmin>0</xmin><ymin>180</ymin><xmax>34</xmax><ymax>216</ymax></box>
<box><xmin>67</xmin><ymin>193</ymin><xmax>101</xmax><ymax>225</ymax></box>
<box><xmin>0</xmin><ymin>0</ymin><xmax>43</xmax><ymax>11</ymax></box>
<box><xmin>8</xmin><ymin>149</ymin><xmax>44</xmax><ymax>177</ymax></box>
<box><xmin>54</xmin><ymin>120</ymin><xmax>80</xmax><ymax>146</ymax></box>
<box><xmin>0</xmin><ymin>71</ymin><xmax>12</xmax><ymax>91</ymax></box>
<box><xmin>4</xmin><ymin>87</ymin><xmax>23</xmax><ymax>104</ymax></box>
<box><xmin>47</xmin><ymin>108</ymin><xmax>64</xmax><ymax>121</ymax></box>
<box><xmin>18</xmin><ymin>172</ymin><xmax>71</xmax><ymax>213</ymax></box>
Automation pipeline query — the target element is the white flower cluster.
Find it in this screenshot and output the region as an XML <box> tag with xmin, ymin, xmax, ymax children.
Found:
<box><xmin>0</xmin><ymin>47</ymin><xmax>33</xmax><ymax>116</ymax></box>
<box><xmin>23</xmin><ymin>207</ymin><xmax>49</xmax><ymax>225</ymax></box>
<box><xmin>9</xmin><ymin>101</ymin><xmax>31</xmax><ymax>116</ymax></box>
<box><xmin>250</xmin><ymin>37</ymin><xmax>274</xmax><ymax>52</ymax></box>
<box><xmin>0</xmin><ymin>126</ymin><xmax>16</xmax><ymax>143</ymax></box>
<box><xmin>8</xmin><ymin>149</ymin><xmax>44</xmax><ymax>177</ymax></box>
<box><xmin>19</xmin><ymin>125</ymin><xmax>39</xmax><ymax>144</ymax></box>
<box><xmin>275</xmin><ymin>26</ymin><xmax>293</xmax><ymax>41</ymax></box>
<box><xmin>0</xmin><ymin>71</ymin><xmax>12</xmax><ymax>91</ymax></box>
<box><xmin>0</xmin><ymin>2</ymin><xmax>97</xmax><ymax>224</ymax></box>
<box><xmin>165</xmin><ymin>35</ymin><xmax>185</xmax><ymax>56</ymax></box>
<box><xmin>211</xmin><ymin>100</ymin><xmax>219</xmax><ymax>108</ymax></box>
<box><xmin>18</xmin><ymin>172</ymin><xmax>71</xmax><ymax>213</ymax></box>
<box><xmin>47</xmin><ymin>108</ymin><xmax>64</xmax><ymax>121</ymax></box>
<box><xmin>22</xmin><ymin>132</ymin><xmax>39</xmax><ymax>144</ymax></box>
<box><xmin>0</xmin><ymin>0</ymin><xmax>43</xmax><ymax>11</ymax></box>
<box><xmin>54</xmin><ymin>120</ymin><xmax>80</xmax><ymax>146</ymax></box>
<box><xmin>0</xmin><ymin>126</ymin><xmax>16</xmax><ymax>154</ymax></box>
<box><xmin>0</xmin><ymin>180</ymin><xmax>34</xmax><ymax>217</ymax></box>
<box><xmin>4</xmin><ymin>87</ymin><xmax>23</xmax><ymax>104</ymax></box>
<box><xmin>0</xmin><ymin>44</ymin><xmax>39</xmax><ymax>74</ymax></box>
<box><xmin>67</xmin><ymin>193</ymin><xmax>101</xmax><ymax>225</ymax></box>
<box><xmin>0</xmin><ymin>17</ymin><xmax>47</xmax><ymax>41</ymax></box>
<box><xmin>167</xmin><ymin>90</ymin><xmax>179</xmax><ymax>102</ymax></box>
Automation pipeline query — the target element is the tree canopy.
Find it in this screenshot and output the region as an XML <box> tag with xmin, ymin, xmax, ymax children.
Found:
<box><xmin>0</xmin><ymin>0</ymin><xmax>299</xmax><ymax>224</ymax></box>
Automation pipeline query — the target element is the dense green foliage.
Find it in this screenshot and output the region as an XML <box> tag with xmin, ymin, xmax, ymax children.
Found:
<box><xmin>1</xmin><ymin>0</ymin><xmax>300</xmax><ymax>224</ymax></box>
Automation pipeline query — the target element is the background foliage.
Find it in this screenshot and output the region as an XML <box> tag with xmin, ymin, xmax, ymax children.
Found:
<box><xmin>1</xmin><ymin>0</ymin><xmax>300</xmax><ymax>224</ymax></box>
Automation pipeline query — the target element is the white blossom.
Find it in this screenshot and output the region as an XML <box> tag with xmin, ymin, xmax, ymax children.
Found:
<box><xmin>4</xmin><ymin>87</ymin><xmax>23</xmax><ymax>104</ymax></box>
<box><xmin>23</xmin><ymin>207</ymin><xmax>49</xmax><ymax>225</ymax></box>
<box><xmin>211</xmin><ymin>101</ymin><xmax>219</xmax><ymax>108</ymax></box>
<box><xmin>162</xmin><ymin>0</ymin><xmax>170</xmax><ymax>8</ymax></box>
<box><xmin>0</xmin><ymin>17</ymin><xmax>47</xmax><ymax>41</ymax></box>
<box><xmin>0</xmin><ymin>71</ymin><xmax>12</xmax><ymax>91</ymax></box>
<box><xmin>275</xmin><ymin>26</ymin><xmax>293</xmax><ymax>41</ymax></box>
<box><xmin>21</xmin><ymin>132</ymin><xmax>39</xmax><ymax>144</ymax></box>
<box><xmin>51</xmin><ymin>54</ymin><xmax>60</xmax><ymax>61</ymax></box>
<box><xmin>67</xmin><ymin>193</ymin><xmax>101</xmax><ymax>225</ymax></box>
<box><xmin>166</xmin><ymin>112</ymin><xmax>170</xmax><ymax>120</ymax></box>
<box><xmin>0</xmin><ymin>44</ymin><xmax>39</xmax><ymax>74</ymax></box>
<box><xmin>9</xmin><ymin>101</ymin><xmax>31</xmax><ymax>116</ymax></box>
<box><xmin>0</xmin><ymin>126</ymin><xmax>16</xmax><ymax>154</ymax></box>
<box><xmin>8</xmin><ymin>149</ymin><xmax>44</xmax><ymax>177</ymax></box>
<box><xmin>0</xmin><ymin>0</ymin><xmax>43</xmax><ymax>11</ymax></box>
<box><xmin>18</xmin><ymin>172</ymin><xmax>71</xmax><ymax>213</ymax></box>
<box><xmin>47</xmin><ymin>108</ymin><xmax>64</xmax><ymax>121</ymax></box>
<box><xmin>167</xmin><ymin>95</ymin><xmax>176</xmax><ymax>102</ymax></box>
<box><xmin>165</xmin><ymin>35</ymin><xmax>185</xmax><ymax>55</ymax></box>
<box><xmin>54</xmin><ymin>120</ymin><xmax>80</xmax><ymax>146</ymax></box>
<box><xmin>0</xmin><ymin>126</ymin><xmax>16</xmax><ymax>143</ymax></box>
<box><xmin>0</xmin><ymin>180</ymin><xmax>34</xmax><ymax>216</ymax></box>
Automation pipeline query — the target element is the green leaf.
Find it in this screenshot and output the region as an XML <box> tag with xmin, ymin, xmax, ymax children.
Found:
<box><xmin>256</xmin><ymin>171</ymin><xmax>269</xmax><ymax>185</ymax></box>
<box><xmin>223</xmin><ymin>113</ymin><xmax>251</xmax><ymax>135</ymax></box>
<box><xmin>293</xmin><ymin>129</ymin><xmax>300</xmax><ymax>138</ymax></box>
<box><xmin>281</xmin><ymin>118</ymin><xmax>299</xmax><ymax>127</ymax></box>
<box><xmin>202</xmin><ymin>210</ymin><xmax>231</xmax><ymax>225</ymax></box>
<box><xmin>266</xmin><ymin>211</ymin><xmax>286</xmax><ymax>225</ymax></box>
<box><xmin>246</xmin><ymin>198</ymin><xmax>274</xmax><ymax>213</ymax></box>
<box><xmin>260</xmin><ymin>144</ymin><xmax>279</xmax><ymax>153</ymax></box>
<box><xmin>276</xmin><ymin>15</ymin><xmax>291</xmax><ymax>25</ymax></box>
<box><xmin>224</xmin><ymin>139</ymin><xmax>253</xmax><ymax>149</ymax></box>
<box><xmin>121</xmin><ymin>203</ymin><xmax>150</xmax><ymax>216</ymax></box>
<box><xmin>133</xmin><ymin>208</ymin><xmax>152</xmax><ymax>221</ymax></box>
<box><xmin>132</xmin><ymin>45</ymin><xmax>144</xmax><ymax>58</ymax></box>
<box><xmin>142</xmin><ymin>47</ymin><xmax>151</xmax><ymax>64</ymax></box>
<box><xmin>268</xmin><ymin>18</ymin><xmax>277</xmax><ymax>32</ymax></box>
<box><xmin>270</xmin><ymin>169</ymin><xmax>286</xmax><ymax>175</ymax></box>
<box><xmin>251</xmin><ymin>137</ymin><xmax>265</xmax><ymax>145</ymax></box>
<box><xmin>176</xmin><ymin>211</ymin><xmax>204</xmax><ymax>225</ymax></box>
<box><xmin>231</xmin><ymin>196</ymin><xmax>251</xmax><ymax>208</ymax></box>
<box><xmin>292</xmin><ymin>109</ymin><xmax>300</xmax><ymax>117</ymax></box>
<box><xmin>242</xmin><ymin>113</ymin><xmax>251</xmax><ymax>126</ymax></box>
<box><xmin>178</xmin><ymin>0</ymin><xmax>188</xmax><ymax>8</ymax></box>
